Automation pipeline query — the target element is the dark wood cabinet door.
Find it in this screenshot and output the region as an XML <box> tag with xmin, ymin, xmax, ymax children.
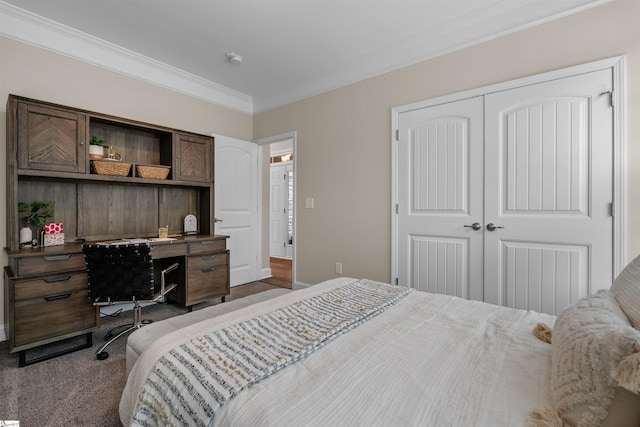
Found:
<box><xmin>175</xmin><ymin>133</ymin><xmax>212</xmax><ymax>182</ymax></box>
<box><xmin>18</xmin><ymin>102</ymin><xmax>86</xmax><ymax>173</ymax></box>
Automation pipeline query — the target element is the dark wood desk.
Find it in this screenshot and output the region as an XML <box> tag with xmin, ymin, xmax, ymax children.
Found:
<box><xmin>3</xmin><ymin>235</ymin><xmax>229</xmax><ymax>365</ymax></box>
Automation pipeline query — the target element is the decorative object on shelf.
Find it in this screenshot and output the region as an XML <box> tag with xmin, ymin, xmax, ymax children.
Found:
<box><xmin>136</xmin><ymin>164</ymin><xmax>171</xmax><ymax>180</ymax></box>
<box><xmin>184</xmin><ymin>214</ymin><xmax>197</xmax><ymax>235</ymax></box>
<box><xmin>44</xmin><ymin>222</ymin><xmax>65</xmax><ymax>246</ymax></box>
<box><xmin>90</xmin><ymin>136</ymin><xmax>106</xmax><ymax>159</ymax></box>
<box><xmin>18</xmin><ymin>200</ymin><xmax>55</xmax><ymax>246</ymax></box>
<box><xmin>91</xmin><ymin>160</ymin><xmax>132</xmax><ymax>176</ymax></box>
<box><xmin>106</xmin><ymin>145</ymin><xmax>122</xmax><ymax>160</ymax></box>
<box><xmin>19</xmin><ymin>226</ymin><xmax>32</xmax><ymax>245</ymax></box>
<box><xmin>158</xmin><ymin>225</ymin><xmax>169</xmax><ymax>239</ymax></box>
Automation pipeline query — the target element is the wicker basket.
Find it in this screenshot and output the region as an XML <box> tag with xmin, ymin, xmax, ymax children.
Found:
<box><xmin>91</xmin><ymin>160</ymin><xmax>131</xmax><ymax>176</ymax></box>
<box><xmin>136</xmin><ymin>164</ymin><xmax>171</xmax><ymax>180</ymax></box>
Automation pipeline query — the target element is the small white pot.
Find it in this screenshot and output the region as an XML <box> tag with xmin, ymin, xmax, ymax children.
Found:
<box><xmin>19</xmin><ymin>227</ymin><xmax>32</xmax><ymax>244</ymax></box>
<box><xmin>89</xmin><ymin>145</ymin><xmax>104</xmax><ymax>159</ymax></box>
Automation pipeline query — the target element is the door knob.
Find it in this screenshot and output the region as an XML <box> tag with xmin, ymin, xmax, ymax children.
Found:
<box><xmin>464</xmin><ymin>223</ymin><xmax>482</xmax><ymax>231</ymax></box>
<box><xmin>486</xmin><ymin>223</ymin><xmax>504</xmax><ymax>231</ymax></box>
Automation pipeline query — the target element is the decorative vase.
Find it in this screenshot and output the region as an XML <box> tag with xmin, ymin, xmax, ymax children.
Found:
<box><xmin>19</xmin><ymin>227</ymin><xmax>32</xmax><ymax>244</ymax></box>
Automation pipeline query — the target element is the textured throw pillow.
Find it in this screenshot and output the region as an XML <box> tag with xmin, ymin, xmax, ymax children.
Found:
<box><xmin>529</xmin><ymin>291</ymin><xmax>640</xmax><ymax>427</ymax></box>
<box><xmin>611</xmin><ymin>254</ymin><xmax>640</xmax><ymax>329</ymax></box>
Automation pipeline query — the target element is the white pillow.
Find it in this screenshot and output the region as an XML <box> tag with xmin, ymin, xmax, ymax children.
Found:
<box><xmin>546</xmin><ymin>291</ymin><xmax>640</xmax><ymax>427</ymax></box>
<box><xmin>610</xmin><ymin>254</ymin><xmax>640</xmax><ymax>329</ymax></box>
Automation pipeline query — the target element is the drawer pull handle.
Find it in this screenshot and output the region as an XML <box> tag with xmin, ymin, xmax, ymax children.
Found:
<box><xmin>200</xmin><ymin>255</ymin><xmax>215</xmax><ymax>261</ymax></box>
<box><xmin>44</xmin><ymin>292</ymin><xmax>72</xmax><ymax>302</ymax></box>
<box><xmin>44</xmin><ymin>275</ymin><xmax>72</xmax><ymax>283</ymax></box>
<box><xmin>43</xmin><ymin>254</ymin><xmax>71</xmax><ymax>262</ymax></box>
<box><xmin>200</xmin><ymin>241</ymin><xmax>216</xmax><ymax>245</ymax></box>
<box><xmin>202</xmin><ymin>267</ymin><xmax>216</xmax><ymax>273</ymax></box>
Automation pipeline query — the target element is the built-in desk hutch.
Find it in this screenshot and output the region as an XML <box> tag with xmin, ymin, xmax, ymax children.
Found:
<box><xmin>4</xmin><ymin>95</ymin><xmax>229</xmax><ymax>365</ymax></box>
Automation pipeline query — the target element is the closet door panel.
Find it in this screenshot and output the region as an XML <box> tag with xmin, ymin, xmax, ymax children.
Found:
<box><xmin>397</xmin><ymin>97</ymin><xmax>484</xmax><ymax>300</ymax></box>
<box><xmin>484</xmin><ymin>69</ymin><xmax>613</xmax><ymax>312</ymax></box>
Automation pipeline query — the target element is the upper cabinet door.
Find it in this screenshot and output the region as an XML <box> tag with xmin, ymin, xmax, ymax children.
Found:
<box><xmin>175</xmin><ymin>133</ymin><xmax>212</xmax><ymax>183</ymax></box>
<box><xmin>17</xmin><ymin>102</ymin><xmax>86</xmax><ymax>173</ymax></box>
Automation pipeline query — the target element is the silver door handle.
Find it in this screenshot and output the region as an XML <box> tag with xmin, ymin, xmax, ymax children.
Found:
<box><xmin>214</xmin><ymin>217</ymin><xmax>223</xmax><ymax>223</ymax></box>
<box><xmin>486</xmin><ymin>223</ymin><xmax>504</xmax><ymax>231</ymax></box>
<box><xmin>464</xmin><ymin>223</ymin><xmax>482</xmax><ymax>231</ymax></box>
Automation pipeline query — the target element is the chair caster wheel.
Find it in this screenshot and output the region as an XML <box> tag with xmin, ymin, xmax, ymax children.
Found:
<box><xmin>97</xmin><ymin>351</ymin><xmax>109</xmax><ymax>360</ymax></box>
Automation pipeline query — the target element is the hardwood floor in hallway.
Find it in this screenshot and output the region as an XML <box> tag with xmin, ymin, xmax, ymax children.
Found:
<box><xmin>262</xmin><ymin>257</ymin><xmax>292</xmax><ymax>289</ymax></box>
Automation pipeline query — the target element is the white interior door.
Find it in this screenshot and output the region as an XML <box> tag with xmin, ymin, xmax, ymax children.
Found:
<box><xmin>396</xmin><ymin>69</ymin><xmax>614</xmax><ymax>315</ymax></box>
<box><xmin>484</xmin><ymin>69</ymin><xmax>613</xmax><ymax>313</ymax></box>
<box><xmin>397</xmin><ymin>97</ymin><xmax>484</xmax><ymax>300</ymax></box>
<box><xmin>270</xmin><ymin>163</ymin><xmax>287</xmax><ymax>258</ymax></box>
<box><xmin>214</xmin><ymin>135</ymin><xmax>259</xmax><ymax>286</ymax></box>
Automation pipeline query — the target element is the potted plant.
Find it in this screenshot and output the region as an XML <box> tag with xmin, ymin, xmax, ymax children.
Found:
<box><xmin>18</xmin><ymin>201</ymin><xmax>55</xmax><ymax>246</ymax></box>
<box><xmin>90</xmin><ymin>136</ymin><xmax>106</xmax><ymax>159</ymax></box>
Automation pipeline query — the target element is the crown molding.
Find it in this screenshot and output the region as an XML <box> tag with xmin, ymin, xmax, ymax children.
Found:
<box><xmin>0</xmin><ymin>1</ymin><xmax>253</xmax><ymax>114</ymax></box>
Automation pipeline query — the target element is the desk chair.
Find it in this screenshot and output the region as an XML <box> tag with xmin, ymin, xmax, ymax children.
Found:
<box><xmin>82</xmin><ymin>242</ymin><xmax>178</xmax><ymax>360</ymax></box>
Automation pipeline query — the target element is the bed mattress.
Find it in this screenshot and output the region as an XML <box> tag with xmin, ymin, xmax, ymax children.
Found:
<box><xmin>120</xmin><ymin>277</ymin><xmax>556</xmax><ymax>426</ymax></box>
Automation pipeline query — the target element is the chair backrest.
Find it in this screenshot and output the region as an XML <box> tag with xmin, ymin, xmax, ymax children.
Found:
<box><xmin>82</xmin><ymin>243</ymin><xmax>155</xmax><ymax>301</ymax></box>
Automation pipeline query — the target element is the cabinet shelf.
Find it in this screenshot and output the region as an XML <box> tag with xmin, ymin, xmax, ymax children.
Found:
<box><xmin>16</xmin><ymin>168</ymin><xmax>212</xmax><ymax>188</ymax></box>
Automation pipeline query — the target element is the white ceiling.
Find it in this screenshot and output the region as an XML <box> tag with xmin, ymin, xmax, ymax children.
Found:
<box><xmin>1</xmin><ymin>0</ymin><xmax>608</xmax><ymax>113</ymax></box>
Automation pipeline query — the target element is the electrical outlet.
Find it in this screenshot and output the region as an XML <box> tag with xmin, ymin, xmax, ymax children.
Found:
<box><xmin>335</xmin><ymin>262</ymin><xmax>342</xmax><ymax>275</ymax></box>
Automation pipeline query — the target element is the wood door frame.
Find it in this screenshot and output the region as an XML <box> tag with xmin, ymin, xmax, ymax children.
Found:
<box><xmin>391</xmin><ymin>55</ymin><xmax>626</xmax><ymax>285</ymax></box>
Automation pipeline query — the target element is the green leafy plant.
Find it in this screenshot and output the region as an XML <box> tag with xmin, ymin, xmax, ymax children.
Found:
<box><xmin>90</xmin><ymin>136</ymin><xmax>106</xmax><ymax>146</ymax></box>
<box><xmin>18</xmin><ymin>201</ymin><xmax>55</xmax><ymax>226</ymax></box>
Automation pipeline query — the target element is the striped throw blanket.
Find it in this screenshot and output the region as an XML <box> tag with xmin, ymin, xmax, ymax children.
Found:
<box><xmin>130</xmin><ymin>279</ymin><xmax>412</xmax><ymax>427</ymax></box>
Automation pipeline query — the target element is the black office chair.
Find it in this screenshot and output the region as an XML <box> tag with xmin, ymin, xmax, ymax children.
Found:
<box><xmin>82</xmin><ymin>242</ymin><xmax>178</xmax><ymax>360</ymax></box>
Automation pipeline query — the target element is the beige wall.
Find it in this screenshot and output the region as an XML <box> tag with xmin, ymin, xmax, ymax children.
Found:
<box><xmin>2</xmin><ymin>0</ymin><xmax>640</xmax><ymax>327</ymax></box>
<box><xmin>0</xmin><ymin>37</ymin><xmax>253</xmax><ymax>330</ymax></box>
<box><xmin>254</xmin><ymin>0</ymin><xmax>640</xmax><ymax>285</ymax></box>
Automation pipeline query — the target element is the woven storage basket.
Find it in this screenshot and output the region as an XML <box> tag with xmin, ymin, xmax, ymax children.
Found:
<box><xmin>136</xmin><ymin>165</ymin><xmax>171</xmax><ymax>180</ymax></box>
<box><xmin>91</xmin><ymin>160</ymin><xmax>131</xmax><ymax>176</ymax></box>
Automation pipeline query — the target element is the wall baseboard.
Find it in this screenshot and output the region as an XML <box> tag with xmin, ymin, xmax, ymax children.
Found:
<box><xmin>260</xmin><ymin>268</ymin><xmax>272</xmax><ymax>280</ymax></box>
<box><xmin>293</xmin><ymin>281</ymin><xmax>312</xmax><ymax>290</ymax></box>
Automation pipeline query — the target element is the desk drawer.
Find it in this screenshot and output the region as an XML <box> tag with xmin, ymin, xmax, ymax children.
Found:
<box><xmin>13</xmin><ymin>288</ymin><xmax>97</xmax><ymax>348</ymax></box>
<box><xmin>15</xmin><ymin>271</ymin><xmax>87</xmax><ymax>300</ymax></box>
<box><xmin>187</xmin><ymin>252</ymin><xmax>227</xmax><ymax>270</ymax></box>
<box><xmin>187</xmin><ymin>264</ymin><xmax>228</xmax><ymax>302</ymax></box>
<box><xmin>150</xmin><ymin>242</ymin><xmax>187</xmax><ymax>259</ymax></box>
<box><xmin>17</xmin><ymin>253</ymin><xmax>85</xmax><ymax>276</ymax></box>
<box><xmin>189</xmin><ymin>239</ymin><xmax>226</xmax><ymax>255</ymax></box>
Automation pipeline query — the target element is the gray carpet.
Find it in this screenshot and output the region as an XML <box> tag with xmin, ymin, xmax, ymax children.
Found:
<box><xmin>0</xmin><ymin>284</ymin><xmax>286</xmax><ymax>426</ymax></box>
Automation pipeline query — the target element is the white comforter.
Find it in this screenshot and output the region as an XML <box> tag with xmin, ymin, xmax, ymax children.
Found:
<box><xmin>120</xmin><ymin>277</ymin><xmax>556</xmax><ymax>426</ymax></box>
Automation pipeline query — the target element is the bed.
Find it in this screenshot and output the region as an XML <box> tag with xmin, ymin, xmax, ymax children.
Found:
<box><xmin>119</xmin><ymin>273</ymin><xmax>640</xmax><ymax>427</ymax></box>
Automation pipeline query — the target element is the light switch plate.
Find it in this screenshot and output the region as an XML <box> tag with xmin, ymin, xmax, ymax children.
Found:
<box><xmin>305</xmin><ymin>198</ymin><xmax>314</xmax><ymax>209</ymax></box>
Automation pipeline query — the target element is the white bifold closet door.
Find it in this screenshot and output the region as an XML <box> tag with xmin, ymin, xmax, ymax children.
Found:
<box><xmin>397</xmin><ymin>69</ymin><xmax>613</xmax><ymax>315</ymax></box>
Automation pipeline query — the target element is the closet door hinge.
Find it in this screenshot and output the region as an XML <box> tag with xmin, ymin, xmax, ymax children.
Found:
<box><xmin>600</xmin><ymin>90</ymin><xmax>614</xmax><ymax>108</ymax></box>
<box><xmin>610</xmin><ymin>202</ymin><xmax>615</xmax><ymax>217</ymax></box>
<box><xmin>395</xmin><ymin>129</ymin><xmax>399</xmax><ymax>141</ymax></box>
<box><xmin>395</xmin><ymin>277</ymin><xmax>399</xmax><ymax>285</ymax></box>
<box><xmin>395</xmin><ymin>203</ymin><xmax>399</xmax><ymax>214</ymax></box>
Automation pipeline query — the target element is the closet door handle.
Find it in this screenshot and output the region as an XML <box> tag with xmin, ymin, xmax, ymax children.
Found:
<box><xmin>486</xmin><ymin>223</ymin><xmax>505</xmax><ymax>231</ymax></box>
<box><xmin>464</xmin><ymin>223</ymin><xmax>482</xmax><ymax>231</ymax></box>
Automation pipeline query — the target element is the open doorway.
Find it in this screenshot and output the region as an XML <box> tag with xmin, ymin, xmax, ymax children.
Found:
<box><xmin>255</xmin><ymin>132</ymin><xmax>297</xmax><ymax>289</ymax></box>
